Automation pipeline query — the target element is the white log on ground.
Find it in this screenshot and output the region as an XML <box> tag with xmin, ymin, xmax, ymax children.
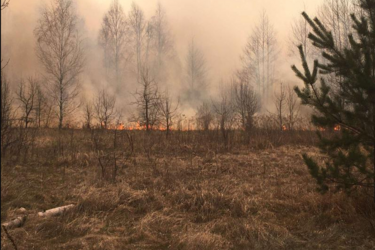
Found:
<box><xmin>2</xmin><ymin>216</ymin><xmax>27</xmax><ymax>229</ymax></box>
<box><xmin>38</xmin><ymin>204</ymin><xmax>75</xmax><ymax>217</ymax></box>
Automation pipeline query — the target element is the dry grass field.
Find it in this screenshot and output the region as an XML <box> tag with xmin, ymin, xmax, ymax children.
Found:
<box><xmin>1</xmin><ymin>129</ymin><xmax>375</xmax><ymax>249</ymax></box>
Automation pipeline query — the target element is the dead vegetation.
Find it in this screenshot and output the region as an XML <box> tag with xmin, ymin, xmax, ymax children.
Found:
<box><xmin>1</xmin><ymin>129</ymin><xmax>374</xmax><ymax>249</ymax></box>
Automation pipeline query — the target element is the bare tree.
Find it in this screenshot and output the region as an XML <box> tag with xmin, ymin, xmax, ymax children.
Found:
<box><xmin>241</xmin><ymin>11</ymin><xmax>278</xmax><ymax>106</ymax></box>
<box><xmin>16</xmin><ymin>77</ymin><xmax>38</xmax><ymax>128</ymax></box>
<box><xmin>176</xmin><ymin>114</ymin><xmax>186</xmax><ymax>132</ymax></box>
<box><xmin>99</xmin><ymin>0</ymin><xmax>130</xmax><ymax>90</ymax></box>
<box><xmin>158</xmin><ymin>90</ymin><xmax>179</xmax><ymax>137</ymax></box>
<box><xmin>289</xmin><ymin>9</ymin><xmax>317</xmax><ymax>63</ymax></box>
<box><xmin>196</xmin><ymin>102</ymin><xmax>213</xmax><ymax>131</ymax></box>
<box><xmin>212</xmin><ymin>85</ymin><xmax>235</xmax><ymax>143</ymax></box>
<box><xmin>1</xmin><ymin>0</ymin><xmax>10</xmax><ymax>10</ymax></box>
<box><xmin>94</xmin><ymin>89</ymin><xmax>116</xmax><ymax>129</ymax></box>
<box><xmin>184</xmin><ymin>39</ymin><xmax>208</xmax><ymax>106</ymax></box>
<box><xmin>35</xmin><ymin>0</ymin><xmax>85</xmax><ymax>129</ymax></box>
<box><xmin>1</xmin><ymin>0</ymin><xmax>10</xmax><ymax>73</ymax></box>
<box><xmin>128</xmin><ymin>2</ymin><xmax>147</xmax><ymax>80</ymax></box>
<box><xmin>318</xmin><ymin>0</ymin><xmax>360</xmax><ymax>51</ymax></box>
<box><xmin>285</xmin><ymin>85</ymin><xmax>300</xmax><ymax>131</ymax></box>
<box><xmin>132</xmin><ymin>67</ymin><xmax>160</xmax><ymax>131</ymax></box>
<box><xmin>317</xmin><ymin>0</ymin><xmax>361</xmax><ymax>108</ymax></box>
<box><xmin>43</xmin><ymin>96</ymin><xmax>55</xmax><ymax>128</ymax></box>
<box><xmin>231</xmin><ymin>74</ymin><xmax>260</xmax><ymax>132</ymax></box>
<box><xmin>1</xmin><ymin>73</ymin><xmax>14</xmax><ymax>156</ymax></box>
<box><xmin>33</xmin><ymin>83</ymin><xmax>54</xmax><ymax>128</ymax></box>
<box><xmin>83</xmin><ymin>101</ymin><xmax>94</xmax><ymax>129</ymax></box>
<box><xmin>151</xmin><ymin>3</ymin><xmax>173</xmax><ymax>69</ymax></box>
<box><xmin>34</xmin><ymin>83</ymin><xmax>45</xmax><ymax>128</ymax></box>
<box><xmin>144</xmin><ymin>21</ymin><xmax>155</xmax><ymax>68</ymax></box>
<box><xmin>274</xmin><ymin>83</ymin><xmax>286</xmax><ymax>131</ymax></box>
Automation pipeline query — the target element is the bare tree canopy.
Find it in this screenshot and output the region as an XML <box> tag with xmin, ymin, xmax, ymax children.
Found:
<box><xmin>318</xmin><ymin>0</ymin><xmax>361</xmax><ymax>51</ymax></box>
<box><xmin>35</xmin><ymin>0</ymin><xmax>85</xmax><ymax>129</ymax></box>
<box><xmin>99</xmin><ymin>0</ymin><xmax>130</xmax><ymax>90</ymax></box>
<box><xmin>1</xmin><ymin>0</ymin><xmax>11</xmax><ymax>72</ymax></box>
<box><xmin>290</xmin><ymin>10</ymin><xmax>316</xmax><ymax>62</ymax></box>
<box><xmin>1</xmin><ymin>0</ymin><xmax>10</xmax><ymax>10</ymax></box>
<box><xmin>183</xmin><ymin>39</ymin><xmax>208</xmax><ymax>107</ymax></box>
<box><xmin>151</xmin><ymin>3</ymin><xmax>174</xmax><ymax>68</ymax></box>
<box><xmin>241</xmin><ymin>11</ymin><xmax>278</xmax><ymax>107</ymax></box>
<box><xmin>128</xmin><ymin>2</ymin><xmax>147</xmax><ymax>81</ymax></box>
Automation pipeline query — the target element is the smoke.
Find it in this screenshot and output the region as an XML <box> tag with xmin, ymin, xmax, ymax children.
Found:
<box><xmin>1</xmin><ymin>0</ymin><xmax>324</xmax><ymax>120</ymax></box>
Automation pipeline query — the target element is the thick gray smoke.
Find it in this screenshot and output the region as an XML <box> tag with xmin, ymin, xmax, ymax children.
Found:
<box><xmin>1</xmin><ymin>0</ymin><xmax>324</xmax><ymax>121</ymax></box>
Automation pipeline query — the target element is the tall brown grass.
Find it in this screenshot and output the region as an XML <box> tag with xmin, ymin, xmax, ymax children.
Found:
<box><xmin>1</xmin><ymin>128</ymin><xmax>374</xmax><ymax>249</ymax></box>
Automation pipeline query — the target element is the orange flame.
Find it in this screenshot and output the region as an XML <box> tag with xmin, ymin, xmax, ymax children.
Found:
<box><xmin>317</xmin><ymin>127</ymin><xmax>325</xmax><ymax>131</ymax></box>
<box><xmin>102</xmin><ymin>119</ymin><xmax>196</xmax><ymax>131</ymax></box>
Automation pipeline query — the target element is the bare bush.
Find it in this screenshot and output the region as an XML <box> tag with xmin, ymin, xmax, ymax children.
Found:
<box><xmin>132</xmin><ymin>67</ymin><xmax>160</xmax><ymax>131</ymax></box>
<box><xmin>285</xmin><ymin>85</ymin><xmax>300</xmax><ymax>130</ymax></box>
<box><xmin>274</xmin><ymin>83</ymin><xmax>286</xmax><ymax>131</ymax></box>
<box><xmin>231</xmin><ymin>76</ymin><xmax>260</xmax><ymax>132</ymax></box>
<box><xmin>212</xmin><ymin>86</ymin><xmax>236</xmax><ymax>145</ymax></box>
<box><xmin>94</xmin><ymin>89</ymin><xmax>116</xmax><ymax>129</ymax></box>
<box><xmin>35</xmin><ymin>83</ymin><xmax>47</xmax><ymax>128</ymax></box>
<box><xmin>16</xmin><ymin>77</ymin><xmax>38</xmax><ymax>128</ymax></box>
<box><xmin>1</xmin><ymin>73</ymin><xmax>15</xmax><ymax>157</ymax></box>
<box><xmin>83</xmin><ymin>101</ymin><xmax>94</xmax><ymax>129</ymax></box>
<box><xmin>158</xmin><ymin>90</ymin><xmax>179</xmax><ymax>137</ymax></box>
<box><xmin>196</xmin><ymin>102</ymin><xmax>213</xmax><ymax>131</ymax></box>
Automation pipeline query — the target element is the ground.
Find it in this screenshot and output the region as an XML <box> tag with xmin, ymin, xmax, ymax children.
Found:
<box><xmin>1</xmin><ymin>133</ymin><xmax>375</xmax><ymax>249</ymax></box>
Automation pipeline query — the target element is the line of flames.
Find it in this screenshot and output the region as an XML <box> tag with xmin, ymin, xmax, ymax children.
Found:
<box><xmin>106</xmin><ymin>122</ymin><xmax>171</xmax><ymax>131</ymax></box>
<box><xmin>283</xmin><ymin>125</ymin><xmax>341</xmax><ymax>131</ymax></box>
<box><xmin>104</xmin><ymin>122</ymin><xmax>342</xmax><ymax>132</ymax></box>
<box><xmin>317</xmin><ymin>125</ymin><xmax>341</xmax><ymax>131</ymax></box>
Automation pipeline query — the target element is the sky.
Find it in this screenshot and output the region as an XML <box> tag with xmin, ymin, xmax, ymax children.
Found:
<box><xmin>1</xmin><ymin>0</ymin><xmax>325</xmax><ymax>113</ymax></box>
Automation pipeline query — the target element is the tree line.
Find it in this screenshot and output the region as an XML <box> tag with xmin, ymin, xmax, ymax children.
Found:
<box><xmin>0</xmin><ymin>0</ymin><xmax>364</xmax><ymax>133</ymax></box>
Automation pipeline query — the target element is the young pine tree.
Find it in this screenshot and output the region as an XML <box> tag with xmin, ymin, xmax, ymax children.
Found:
<box><xmin>292</xmin><ymin>0</ymin><xmax>375</xmax><ymax>202</ymax></box>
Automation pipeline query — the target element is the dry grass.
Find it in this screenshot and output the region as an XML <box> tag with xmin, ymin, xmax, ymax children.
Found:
<box><xmin>1</xmin><ymin>130</ymin><xmax>375</xmax><ymax>249</ymax></box>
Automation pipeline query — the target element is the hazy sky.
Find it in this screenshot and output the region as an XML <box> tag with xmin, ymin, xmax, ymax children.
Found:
<box><xmin>1</xmin><ymin>0</ymin><xmax>325</xmax><ymax>102</ymax></box>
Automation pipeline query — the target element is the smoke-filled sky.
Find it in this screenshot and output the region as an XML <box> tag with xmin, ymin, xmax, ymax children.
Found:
<box><xmin>1</xmin><ymin>0</ymin><xmax>324</xmax><ymax>112</ymax></box>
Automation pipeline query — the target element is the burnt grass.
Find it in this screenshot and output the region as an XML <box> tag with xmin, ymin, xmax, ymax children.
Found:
<box><xmin>1</xmin><ymin>129</ymin><xmax>375</xmax><ymax>249</ymax></box>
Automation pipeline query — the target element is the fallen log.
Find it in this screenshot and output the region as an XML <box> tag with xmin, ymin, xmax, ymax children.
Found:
<box><xmin>38</xmin><ymin>204</ymin><xmax>75</xmax><ymax>217</ymax></box>
<box><xmin>1</xmin><ymin>216</ymin><xmax>27</xmax><ymax>229</ymax></box>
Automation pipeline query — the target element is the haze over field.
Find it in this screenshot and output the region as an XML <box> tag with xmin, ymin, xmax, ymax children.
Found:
<box><xmin>1</xmin><ymin>0</ymin><xmax>324</xmax><ymax>116</ymax></box>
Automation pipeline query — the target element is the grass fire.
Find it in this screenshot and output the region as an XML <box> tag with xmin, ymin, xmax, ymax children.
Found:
<box><xmin>1</xmin><ymin>0</ymin><xmax>375</xmax><ymax>249</ymax></box>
